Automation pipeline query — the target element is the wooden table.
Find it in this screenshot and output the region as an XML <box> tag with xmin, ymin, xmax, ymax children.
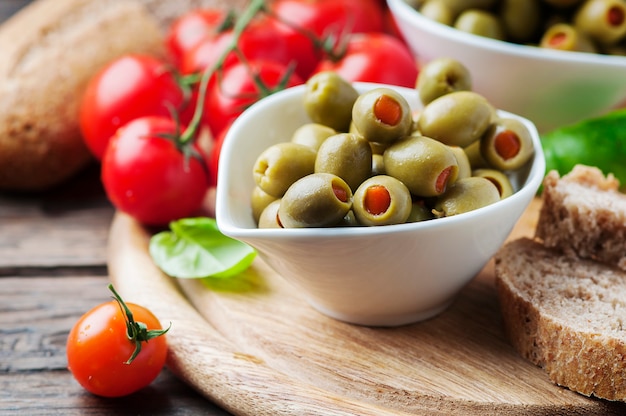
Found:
<box><xmin>0</xmin><ymin>165</ymin><xmax>231</xmax><ymax>415</ymax></box>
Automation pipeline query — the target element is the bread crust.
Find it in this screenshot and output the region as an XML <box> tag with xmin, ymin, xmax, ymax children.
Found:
<box><xmin>495</xmin><ymin>237</ymin><xmax>626</xmax><ymax>402</ymax></box>
<box><xmin>535</xmin><ymin>165</ymin><xmax>626</xmax><ymax>270</ymax></box>
<box><xmin>0</xmin><ymin>0</ymin><xmax>167</xmax><ymax>191</ymax></box>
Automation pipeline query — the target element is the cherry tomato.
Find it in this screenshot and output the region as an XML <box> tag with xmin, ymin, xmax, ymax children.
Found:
<box><xmin>208</xmin><ymin>123</ymin><xmax>230</xmax><ymax>187</ymax></box>
<box><xmin>203</xmin><ymin>59</ymin><xmax>304</xmax><ymax>137</ymax></box>
<box><xmin>79</xmin><ymin>55</ymin><xmax>193</xmax><ymax>160</ymax></box>
<box><xmin>314</xmin><ymin>32</ymin><xmax>419</xmax><ymax>88</ymax></box>
<box><xmin>67</xmin><ymin>285</ymin><xmax>168</xmax><ymax>398</ymax></box>
<box><xmin>102</xmin><ymin>116</ymin><xmax>209</xmax><ymax>226</ymax></box>
<box><xmin>165</xmin><ymin>8</ymin><xmax>229</xmax><ymax>68</ymax></box>
<box><xmin>180</xmin><ymin>29</ymin><xmax>236</xmax><ymax>76</ymax></box>
<box><xmin>181</xmin><ymin>15</ymin><xmax>319</xmax><ymax>80</ymax></box>
<box><xmin>271</xmin><ymin>0</ymin><xmax>385</xmax><ymax>37</ymax></box>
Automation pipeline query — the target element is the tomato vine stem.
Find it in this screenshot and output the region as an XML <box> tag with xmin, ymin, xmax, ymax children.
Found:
<box><xmin>179</xmin><ymin>0</ymin><xmax>269</xmax><ymax>145</ymax></box>
<box><xmin>108</xmin><ymin>284</ymin><xmax>171</xmax><ymax>365</ymax></box>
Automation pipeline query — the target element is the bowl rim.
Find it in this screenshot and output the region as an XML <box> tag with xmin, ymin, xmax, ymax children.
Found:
<box><xmin>386</xmin><ymin>0</ymin><xmax>626</xmax><ymax>68</ymax></box>
<box><xmin>215</xmin><ymin>82</ymin><xmax>546</xmax><ymax>240</ymax></box>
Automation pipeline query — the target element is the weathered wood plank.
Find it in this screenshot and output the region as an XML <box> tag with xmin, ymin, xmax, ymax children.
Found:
<box><xmin>0</xmin><ymin>371</ymin><xmax>228</xmax><ymax>415</ymax></box>
<box><xmin>0</xmin><ymin>275</ymin><xmax>230</xmax><ymax>415</ymax></box>
<box><xmin>0</xmin><ymin>166</ymin><xmax>113</xmax><ymax>269</ymax></box>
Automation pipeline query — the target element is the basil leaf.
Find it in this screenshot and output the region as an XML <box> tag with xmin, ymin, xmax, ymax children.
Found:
<box><xmin>149</xmin><ymin>217</ymin><xmax>256</xmax><ymax>279</ymax></box>
<box><xmin>541</xmin><ymin>108</ymin><xmax>626</xmax><ymax>191</ymax></box>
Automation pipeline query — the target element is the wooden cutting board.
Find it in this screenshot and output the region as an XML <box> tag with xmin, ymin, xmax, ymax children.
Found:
<box><xmin>107</xmin><ymin>198</ymin><xmax>626</xmax><ymax>415</ymax></box>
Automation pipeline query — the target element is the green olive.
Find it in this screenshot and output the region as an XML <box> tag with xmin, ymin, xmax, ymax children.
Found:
<box><xmin>314</xmin><ymin>133</ymin><xmax>373</xmax><ymax>191</ymax></box>
<box><xmin>383</xmin><ymin>135</ymin><xmax>459</xmax><ymax>197</ymax></box>
<box><xmin>448</xmin><ymin>145</ymin><xmax>472</xmax><ymax>179</ymax></box>
<box><xmin>278</xmin><ymin>173</ymin><xmax>353</xmax><ymax>228</ymax></box>
<box><xmin>419</xmin><ymin>0</ymin><xmax>455</xmax><ymax>25</ymax></box>
<box><xmin>454</xmin><ymin>10</ymin><xmax>505</xmax><ymax>41</ymax></box>
<box><xmin>472</xmin><ymin>168</ymin><xmax>514</xmax><ymax>199</ymax></box>
<box><xmin>539</xmin><ymin>23</ymin><xmax>597</xmax><ymax>52</ymax></box>
<box><xmin>463</xmin><ymin>139</ymin><xmax>490</xmax><ymax>169</ymax></box>
<box><xmin>432</xmin><ymin>0</ymin><xmax>498</xmax><ymax>17</ymax></box>
<box><xmin>291</xmin><ymin>123</ymin><xmax>337</xmax><ymax>151</ymax></box>
<box><xmin>418</xmin><ymin>91</ymin><xmax>495</xmax><ymax>148</ymax></box>
<box><xmin>352</xmin><ymin>175</ymin><xmax>412</xmax><ymax>226</ymax></box>
<box><xmin>253</xmin><ymin>142</ymin><xmax>317</xmax><ymax>198</ymax></box>
<box><xmin>574</xmin><ymin>0</ymin><xmax>626</xmax><ymax>45</ymax></box>
<box><xmin>351</xmin><ymin>88</ymin><xmax>413</xmax><ymax>144</ymax></box>
<box><xmin>372</xmin><ymin>154</ymin><xmax>386</xmax><ymax>176</ymax></box>
<box><xmin>337</xmin><ymin>210</ymin><xmax>360</xmax><ymax>227</ymax></box>
<box><xmin>433</xmin><ymin>176</ymin><xmax>500</xmax><ymax>217</ymax></box>
<box><xmin>303</xmin><ymin>71</ymin><xmax>359</xmax><ymax>132</ymax></box>
<box><xmin>499</xmin><ymin>0</ymin><xmax>543</xmax><ymax>43</ymax></box>
<box><xmin>407</xmin><ymin>199</ymin><xmax>434</xmax><ymax>222</ymax></box>
<box><xmin>257</xmin><ymin>199</ymin><xmax>283</xmax><ymax>229</ymax></box>
<box><xmin>416</xmin><ymin>57</ymin><xmax>472</xmax><ymax>105</ymax></box>
<box><xmin>251</xmin><ymin>186</ymin><xmax>278</xmax><ymax>225</ymax></box>
<box><xmin>480</xmin><ymin>117</ymin><xmax>534</xmax><ymax>171</ymax></box>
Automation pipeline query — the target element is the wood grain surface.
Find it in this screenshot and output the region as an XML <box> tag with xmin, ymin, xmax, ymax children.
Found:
<box><xmin>107</xmin><ymin>198</ymin><xmax>626</xmax><ymax>415</ymax></box>
<box><xmin>0</xmin><ymin>166</ymin><xmax>230</xmax><ymax>416</ymax></box>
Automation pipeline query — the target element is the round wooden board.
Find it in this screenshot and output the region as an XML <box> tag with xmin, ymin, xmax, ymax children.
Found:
<box><xmin>107</xmin><ymin>198</ymin><xmax>626</xmax><ymax>415</ymax></box>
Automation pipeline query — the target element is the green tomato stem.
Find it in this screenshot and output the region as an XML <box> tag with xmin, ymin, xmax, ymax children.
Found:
<box><xmin>179</xmin><ymin>0</ymin><xmax>269</xmax><ymax>145</ymax></box>
<box><xmin>108</xmin><ymin>284</ymin><xmax>170</xmax><ymax>365</ymax></box>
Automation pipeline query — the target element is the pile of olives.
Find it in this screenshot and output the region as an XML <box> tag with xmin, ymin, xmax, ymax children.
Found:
<box><xmin>407</xmin><ymin>0</ymin><xmax>626</xmax><ymax>55</ymax></box>
<box><xmin>251</xmin><ymin>63</ymin><xmax>534</xmax><ymax>229</ymax></box>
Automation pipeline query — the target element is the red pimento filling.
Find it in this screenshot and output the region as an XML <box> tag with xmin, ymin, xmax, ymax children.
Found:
<box><xmin>364</xmin><ymin>185</ymin><xmax>391</xmax><ymax>215</ymax></box>
<box><xmin>608</xmin><ymin>6</ymin><xmax>625</xmax><ymax>27</ymax></box>
<box><xmin>495</xmin><ymin>130</ymin><xmax>521</xmax><ymax>160</ymax></box>
<box><xmin>332</xmin><ymin>182</ymin><xmax>349</xmax><ymax>203</ymax></box>
<box><xmin>374</xmin><ymin>95</ymin><xmax>402</xmax><ymax>126</ymax></box>
<box><xmin>436</xmin><ymin>166</ymin><xmax>454</xmax><ymax>194</ymax></box>
<box><xmin>548</xmin><ymin>31</ymin><xmax>567</xmax><ymax>48</ymax></box>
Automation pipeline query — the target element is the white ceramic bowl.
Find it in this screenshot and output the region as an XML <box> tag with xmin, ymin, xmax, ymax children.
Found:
<box><xmin>387</xmin><ymin>0</ymin><xmax>626</xmax><ymax>133</ymax></box>
<box><xmin>215</xmin><ymin>82</ymin><xmax>545</xmax><ymax>327</ymax></box>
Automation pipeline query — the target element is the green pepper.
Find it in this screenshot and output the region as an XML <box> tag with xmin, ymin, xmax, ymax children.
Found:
<box><xmin>541</xmin><ymin>108</ymin><xmax>626</xmax><ymax>190</ymax></box>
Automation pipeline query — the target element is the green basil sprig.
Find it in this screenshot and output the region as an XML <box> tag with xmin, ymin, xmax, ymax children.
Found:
<box><xmin>541</xmin><ymin>108</ymin><xmax>626</xmax><ymax>190</ymax></box>
<box><xmin>149</xmin><ymin>217</ymin><xmax>256</xmax><ymax>279</ymax></box>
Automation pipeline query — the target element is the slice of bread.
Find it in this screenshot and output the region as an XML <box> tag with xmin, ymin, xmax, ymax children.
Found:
<box><xmin>535</xmin><ymin>165</ymin><xmax>626</xmax><ymax>270</ymax></box>
<box><xmin>494</xmin><ymin>237</ymin><xmax>626</xmax><ymax>402</ymax></box>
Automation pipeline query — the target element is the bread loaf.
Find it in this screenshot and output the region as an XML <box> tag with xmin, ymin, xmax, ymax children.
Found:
<box><xmin>535</xmin><ymin>165</ymin><xmax>626</xmax><ymax>270</ymax></box>
<box><xmin>137</xmin><ymin>0</ymin><xmax>249</xmax><ymax>29</ymax></box>
<box><xmin>0</xmin><ymin>0</ymin><xmax>166</xmax><ymax>191</ymax></box>
<box><xmin>494</xmin><ymin>237</ymin><xmax>626</xmax><ymax>402</ymax></box>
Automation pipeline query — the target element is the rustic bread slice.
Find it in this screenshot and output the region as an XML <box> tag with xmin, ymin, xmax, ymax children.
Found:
<box><xmin>535</xmin><ymin>165</ymin><xmax>626</xmax><ymax>270</ymax></box>
<box><xmin>494</xmin><ymin>237</ymin><xmax>626</xmax><ymax>402</ymax></box>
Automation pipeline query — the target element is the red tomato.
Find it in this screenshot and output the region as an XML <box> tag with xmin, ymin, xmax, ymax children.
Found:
<box><xmin>165</xmin><ymin>8</ymin><xmax>229</xmax><ymax>68</ymax></box>
<box><xmin>314</xmin><ymin>32</ymin><xmax>419</xmax><ymax>88</ymax></box>
<box><xmin>181</xmin><ymin>15</ymin><xmax>319</xmax><ymax>80</ymax></box>
<box><xmin>271</xmin><ymin>0</ymin><xmax>385</xmax><ymax>37</ymax></box>
<box><xmin>203</xmin><ymin>60</ymin><xmax>304</xmax><ymax>137</ymax></box>
<box><xmin>180</xmin><ymin>29</ymin><xmax>236</xmax><ymax>75</ymax></box>
<box><xmin>67</xmin><ymin>285</ymin><xmax>168</xmax><ymax>398</ymax></box>
<box><xmin>101</xmin><ymin>116</ymin><xmax>209</xmax><ymax>226</ymax></box>
<box><xmin>79</xmin><ymin>55</ymin><xmax>193</xmax><ymax>160</ymax></box>
<box><xmin>208</xmin><ymin>123</ymin><xmax>230</xmax><ymax>187</ymax></box>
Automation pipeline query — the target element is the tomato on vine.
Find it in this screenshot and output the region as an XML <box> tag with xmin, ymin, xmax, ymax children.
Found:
<box><xmin>207</xmin><ymin>122</ymin><xmax>231</xmax><ymax>188</ymax></box>
<box><xmin>67</xmin><ymin>284</ymin><xmax>169</xmax><ymax>398</ymax></box>
<box><xmin>101</xmin><ymin>116</ymin><xmax>210</xmax><ymax>226</ymax></box>
<box><xmin>165</xmin><ymin>8</ymin><xmax>233</xmax><ymax>68</ymax></box>
<box><xmin>270</xmin><ymin>0</ymin><xmax>385</xmax><ymax>37</ymax></box>
<box><xmin>313</xmin><ymin>32</ymin><xmax>419</xmax><ymax>88</ymax></box>
<box><xmin>180</xmin><ymin>14</ymin><xmax>319</xmax><ymax>80</ymax></box>
<box><xmin>79</xmin><ymin>54</ymin><xmax>194</xmax><ymax>160</ymax></box>
<box><xmin>203</xmin><ymin>59</ymin><xmax>304</xmax><ymax>138</ymax></box>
